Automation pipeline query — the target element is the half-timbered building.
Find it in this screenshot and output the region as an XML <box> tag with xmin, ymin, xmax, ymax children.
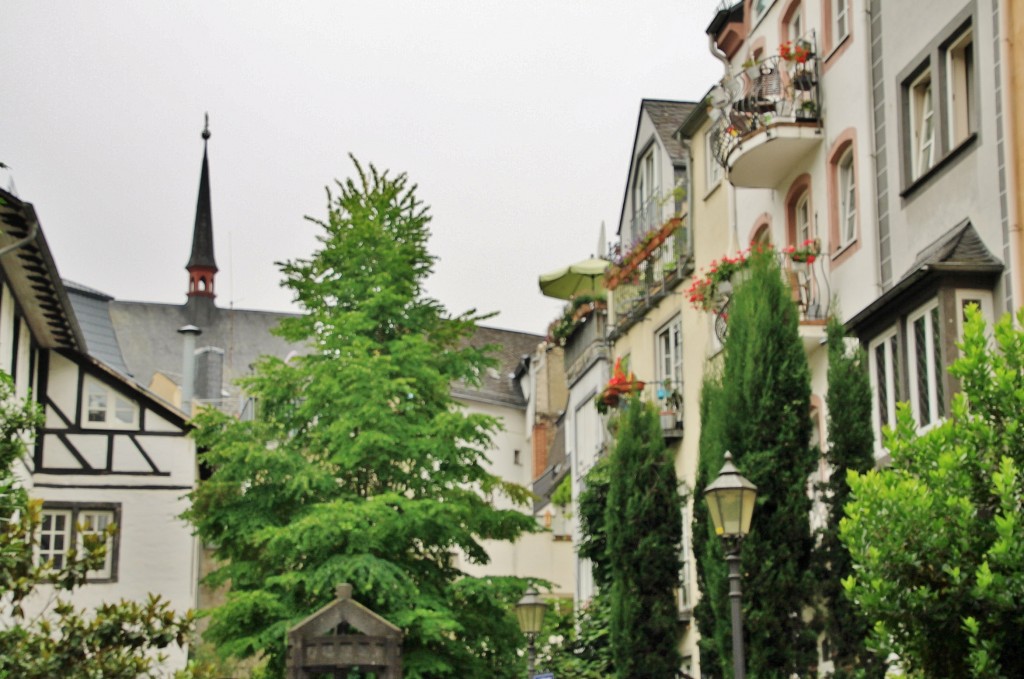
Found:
<box><xmin>0</xmin><ymin>186</ymin><xmax>197</xmax><ymax>670</ymax></box>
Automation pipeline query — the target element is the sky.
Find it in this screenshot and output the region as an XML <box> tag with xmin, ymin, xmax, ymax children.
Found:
<box><xmin>2</xmin><ymin>1</ymin><xmax>724</xmax><ymax>335</ymax></box>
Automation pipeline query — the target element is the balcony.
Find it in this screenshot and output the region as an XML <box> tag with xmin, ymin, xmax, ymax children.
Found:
<box><xmin>709</xmin><ymin>36</ymin><xmax>823</xmax><ymax>188</ymax></box>
<box><xmin>607</xmin><ymin>217</ymin><xmax>692</xmax><ymax>336</ymax></box>
<box><xmin>713</xmin><ymin>251</ymin><xmax>831</xmax><ymax>350</ymax></box>
<box><xmin>562</xmin><ymin>305</ymin><xmax>608</xmax><ymax>383</ymax></box>
<box><xmin>644</xmin><ymin>380</ymin><xmax>683</xmax><ymax>440</ymax></box>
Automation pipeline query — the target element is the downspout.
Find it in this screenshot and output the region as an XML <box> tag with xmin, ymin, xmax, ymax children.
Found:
<box><xmin>707</xmin><ymin>32</ymin><xmax>741</xmax><ymax>250</ymax></box>
<box><xmin>999</xmin><ymin>0</ymin><xmax>1022</xmax><ymax>312</ymax></box>
<box><xmin>683</xmin><ymin>141</ymin><xmax>696</xmax><ymax>265</ymax></box>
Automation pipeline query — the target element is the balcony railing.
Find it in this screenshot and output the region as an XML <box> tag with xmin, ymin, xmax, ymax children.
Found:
<box><xmin>644</xmin><ymin>380</ymin><xmax>683</xmax><ymax>439</ymax></box>
<box><xmin>630</xmin><ymin>192</ymin><xmax>662</xmax><ymax>242</ymax></box>
<box><xmin>608</xmin><ymin>217</ymin><xmax>691</xmax><ymax>335</ymax></box>
<box><xmin>709</xmin><ymin>34</ymin><xmax>823</xmax><ymax>188</ymax></box>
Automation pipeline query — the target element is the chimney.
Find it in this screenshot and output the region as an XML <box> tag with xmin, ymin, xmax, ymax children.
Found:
<box><xmin>178</xmin><ymin>325</ymin><xmax>201</xmax><ymax>415</ymax></box>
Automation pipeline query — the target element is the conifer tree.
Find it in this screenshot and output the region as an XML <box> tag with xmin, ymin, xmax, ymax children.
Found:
<box><xmin>186</xmin><ymin>158</ymin><xmax>537</xmax><ymax>677</ymax></box>
<box><xmin>816</xmin><ymin>317</ymin><xmax>883</xmax><ymax>677</ymax></box>
<box><xmin>695</xmin><ymin>250</ymin><xmax>818</xmax><ymax>677</ymax></box>
<box><xmin>605</xmin><ymin>397</ymin><xmax>682</xmax><ymax>678</ymax></box>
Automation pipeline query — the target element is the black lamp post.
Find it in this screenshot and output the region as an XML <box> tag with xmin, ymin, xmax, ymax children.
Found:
<box><xmin>515</xmin><ymin>586</ymin><xmax>547</xmax><ymax>678</ymax></box>
<box><xmin>704</xmin><ymin>451</ymin><xmax>758</xmax><ymax>679</ymax></box>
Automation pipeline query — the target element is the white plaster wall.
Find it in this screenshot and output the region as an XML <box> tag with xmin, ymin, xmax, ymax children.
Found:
<box><xmin>619</xmin><ymin>107</ymin><xmax>678</xmax><ymax>242</ymax></box>
<box><xmin>877</xmin><ymin>0</ymin><xmax>1006</xmax><ymax>302</ymax></box>
<box><xmin>25</xmin><ymin>485</ymin><xmax>197</xmax><ymax>671</ymax></box>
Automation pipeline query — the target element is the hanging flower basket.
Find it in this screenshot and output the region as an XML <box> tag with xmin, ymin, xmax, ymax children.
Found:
<box><xmin>594</xmin><ymin>357</ymin><xmax>645</xmax><ymax>414</ymax></box>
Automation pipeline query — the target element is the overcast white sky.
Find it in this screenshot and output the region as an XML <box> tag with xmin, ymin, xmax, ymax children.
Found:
<box><xmin>2</xmin><ymin>1</ymin><xmax>723</xmax><ymax>335</ymax></box>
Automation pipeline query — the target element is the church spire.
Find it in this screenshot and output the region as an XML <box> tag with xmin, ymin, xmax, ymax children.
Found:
<box><xmin>186</xmin><ymin>113</ymin><xmax>218</xmax><ymax>302</ymax></box>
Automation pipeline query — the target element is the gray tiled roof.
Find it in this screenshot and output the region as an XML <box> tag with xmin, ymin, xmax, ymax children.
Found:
<box><xmin>642</xmin><ymin>99</ymin><xmax>697</xmax><ymax>164</ymax></box>
<box><xmin>67</xmin><ymin>283</ymin><xmax>542</xmax><ymax>410</ymax></box>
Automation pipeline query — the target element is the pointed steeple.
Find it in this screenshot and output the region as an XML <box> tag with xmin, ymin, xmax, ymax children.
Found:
<box><xmin>186</xmin><ymin>114</ymin><xmax>218</xmax><ymax>303</ymax></box>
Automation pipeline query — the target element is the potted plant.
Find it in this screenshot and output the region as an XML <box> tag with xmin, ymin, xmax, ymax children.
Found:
<box><xmin>594</xmin><ymin>357</ymin><xmax>645</xmax><ymax>413</ymax></box>
<box><xmin>797</xmin><ymin>100</ymin><xmax>818</xmax><ymax>120</ymax></box>
<box><xmin>785</xmin><ymin>238</ymin><xmax>821</xmax><ymax>273</ymax></box>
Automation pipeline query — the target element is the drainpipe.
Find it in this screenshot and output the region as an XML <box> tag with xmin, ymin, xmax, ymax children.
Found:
<box><xmin>683</xmin><ymin>142</ymin><xmax>696</xmax><ymax>263</ymax></box>
<box><xmin>708</xmin><ymin>32</ymin><xmax>731</xmax><ymax>79</ymax></box>
<box><xmin>177</xmin><ymin>325</ymin><xmax>201</xmax><ymax>416</ymax></box>
<box><xmin>999</xmin><ymin>0</ymin><xmax>1022</xmax><ymax>312</ymax></box>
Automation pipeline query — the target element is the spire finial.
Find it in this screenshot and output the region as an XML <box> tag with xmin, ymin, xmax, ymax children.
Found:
<box><xmin>202</xmin><ymin>112</ymin><xmax>210</xmax><ymax>141</ymax></box>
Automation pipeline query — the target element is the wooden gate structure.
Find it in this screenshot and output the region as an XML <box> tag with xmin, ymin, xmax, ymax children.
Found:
<box><xmin>286</xmin><ymin>583</ymin><xmax>403</xmax><ymax>679</ymax></box>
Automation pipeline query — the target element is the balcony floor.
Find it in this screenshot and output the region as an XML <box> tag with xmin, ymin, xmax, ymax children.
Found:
<box><xmin>726</xmin><ymin>122</ymin><xmax>823</xmax><ymax>188</ymax></box>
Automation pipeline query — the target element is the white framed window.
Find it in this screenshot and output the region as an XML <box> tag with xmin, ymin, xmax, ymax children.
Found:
<box><xmin>868</xmin><ymin>327</ymin><xmax>900</xmax><ymax>447</ymax></box>
<box><xmin>752</xmin><ymin>0</ymin><xmax>774</xmax><ymax>26</ymax></box>
<box><xmin>788</xmin><ymin>6</ymin><xmax>803</xmax><ymax>43</ymax></box>
<box><xmin>705</xmin><ymin>132</ymin><xmax>723</xmax><ymax>191</ymax></box>
<box><xmin>795</xmin><ymin>191</ymin><xmax>811</xmax><ymax>244</ymax></box>
<box><xmin>39</xmin><ymin>504</ymin><xmax>119</xmax><ymax>581</ymax></box>
<box><xmin>83</xmin><ymin>377</ymin><xmax>138</xmax><ymax>429</ymax></box>
<box><xmin>838</xmin><ymin>149</ymin><xmax>856</xmax><ymax>246</ymax></box>
<box><xmin>834</xmin><ymin>0</ymin><xmax>849</xmax><ymax>44</ymax></box>
<box><xmin>633</xmin><ymin>147</ymin><xmax>659</xmax><ymax>241</ymax></box>
<box><xmin>946</xmin><ymin>28</ymin><xmax>974</xmax><ymax>148</ymax></box>
<box><xmin>38</xmin><ymin>508</ymin><xmax>72</xmax><ymax>569</ymax></box>
<box><xmin>909</xmin><ymin>69</ymin><xmax>936</xmax><ymax>180</ymax></box>
<box><xmin>954</xmin><ymin>289</ymin><xmax>994</xmax><ymax>340</ymax></box>
<box><xmin>656</xmin><ymin>318</ymin><xmax>683</xmax><ymax>388</ymax></box>
<box><xmin>907</xmin><ymin>302</ymin><xmax>946</xmax><ymax>428</ymax></box>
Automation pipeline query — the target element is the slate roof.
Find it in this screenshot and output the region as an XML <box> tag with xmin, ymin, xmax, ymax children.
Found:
<box><xmin>847</xmin><ymin>221</ymin><xmax>1003</xmax><ymax>333</ymax></box>
<box><xmin>642</xmin><ymin>99</ymin><xmax>695</xmax><ymax>164</ymax></box>
<box><xmin>67</xmin><ymin>283</ymin><xmax>541</xmax><ymax>410</ymax></box>
<box><xmin>453</xmin><ymin>325</ymin><xmax>543</xmax><ymax>409</ymax></box>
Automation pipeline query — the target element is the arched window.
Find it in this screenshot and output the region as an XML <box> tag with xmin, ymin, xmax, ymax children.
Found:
<box><xmin>827</xmin><ymin>129</ymin><xmax>860</xmax><ymax>263</ymax></box>
<box><xmin>785</xmin><ymin>174</ymin><xmax>814</xmax><ymax>248</ymax></box>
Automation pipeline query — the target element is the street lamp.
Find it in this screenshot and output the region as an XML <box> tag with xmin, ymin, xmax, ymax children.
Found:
<box><xmin>515</xmin><ymin>586</ymin><xmax>547</xmax><ymax>678</ymax></box>
<box><xmin>704</xmin><ymin>451</ymin><xmax>758</xmax><ymax>679</ymax></box>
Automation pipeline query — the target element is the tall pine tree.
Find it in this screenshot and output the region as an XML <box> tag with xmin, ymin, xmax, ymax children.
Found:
<box><xmin>695</xmin><ymin>250</ymin><xmax>818</xmax><ymax>677</ymax></box>
<box><xmin>186</xmin><ymin>158</ymin><xmax>537</xmax><ymax>677</ymax></box>
<box><xmin>606</xmin><ymin>397</ymin><xmax>682</xmax><ymax>678</ymax></box>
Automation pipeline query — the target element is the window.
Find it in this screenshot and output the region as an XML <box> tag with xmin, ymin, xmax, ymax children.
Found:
<box><xmin>946</xmin><ymin>28</ymin><xmax>974</xmax><ymax>148</ymax></box>
<box><xmin>909</xmin><ymin>69</ymin><xmax>935</xmax><ymax>180</ymax></box>
<box><xmin>795</xmin><ymin>191</ymin><xmax>811</xmax><ymax>244</ymax></box>
<box><xmin>868</xmin><ymin>327</ymin><xmax>900</xmax><ymax>446</ymax></box>
<box><xmin>752</xmin><ymin>0</ymin><xmax>774</xmax><ymax>25</ymax></box>
<box><xmin>908</xmin><ymin>302</ymin><xmax>946</xmax><ymax>428</ymax></box>
<box><xmin>632</xmin><ymin>147</ymin><xmax>658</xmax><ymax>241</ymax></box>
<box><xmin>83</xmin><ymin>377</ymin><xmax>137</xmax><ymax>428</ymax></box>
<box><xmin>38</xmin><ymin>504</ymin><xmax>119</xmax><ymax>581</ymax></box>
<box><xmin>786</xmin><ymin>175</ymin><xmax>813</xmax><ymax>249</ymax></box>
<box><xmin>656</xmin><ymin>318</ymin><xmax>682</xmax><ymax>388</ymax></box>
<box><xmin>900</xmin><ymin>16</ymin><xmax>977</xmax><ymax>190</ymax></box>
<box><xmin>838</xmin><ymin>149</ymin><xmax>856</xmax><ymax>246</ymax></box>
<box><xmin>834</xmin><ymin>0</ymin><xmax>849</xmax><ymax>44</ymax></box>
<box><xmin>705</xmin><ymin>132</ymin><xmax>723</xmax><ymax>190</ymax></box>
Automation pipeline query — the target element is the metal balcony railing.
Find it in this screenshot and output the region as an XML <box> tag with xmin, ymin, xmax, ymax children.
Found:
<box><xmin>709</xmin><ymin>33</ymin><xmax>821</xmax><ymax>170</ymax></box>
<box><xmin>713</xmin><ymin>250</ymin><xmax>831</xmax><ymax>344</ymax></box>
<box><xmin>609</xmin><ymin>218</ymin><xmax>691</xmax><ymax>336</ymax></box>
<box><xmin>630</xmin><ymin>192</ymin><xmax>662</xmax><ymax>243</ymax></box>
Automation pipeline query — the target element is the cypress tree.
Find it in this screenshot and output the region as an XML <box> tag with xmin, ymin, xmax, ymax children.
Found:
<box><xmin>695</xmin><ymin>250</ymin><xmax>818</xmax><ymax>677</ymax></box>
<box><xmin>816</xmin><ymin>317</ymin><xmax>883</xmax><ymax>676</ymax></box>
<box><xmin>606</xmin><ymin>397</ymin><xmax>683</xmax><ymax>678</ymax></box>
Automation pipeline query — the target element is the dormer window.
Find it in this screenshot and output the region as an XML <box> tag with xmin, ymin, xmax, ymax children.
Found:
<box><xmin>632</xmin><ymin>147</ymin><xmax>659</xmax><ymax>241</ymax></box>
<box><xmin>84</xmin><ymin>377</ymin><xmax>138</xmax><ymax>429</ymax></box>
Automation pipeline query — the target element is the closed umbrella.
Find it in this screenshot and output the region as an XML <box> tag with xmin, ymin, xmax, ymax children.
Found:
<box><xmin>538</xmin><ymin>257</ymin><xmax>610</xmax><ymax>300</ymax></box>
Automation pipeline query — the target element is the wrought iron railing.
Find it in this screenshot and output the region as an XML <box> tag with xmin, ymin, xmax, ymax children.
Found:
<box><xmin>713</xmin><ymin>250</ymin><xmax>831</xmax><ymax>344</ymax></box>
<box><xmin>630</xmin><ymin>192</ymin><xmax>662</xmax><ymax>243</ymax></box>
<box><xmin>709</xmin><ymin>33</ymin><xmax>821</xmax><ymax>169</ymax></box>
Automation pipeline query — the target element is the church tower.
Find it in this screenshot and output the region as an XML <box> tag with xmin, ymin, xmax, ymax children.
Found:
<box><xmin>186</xmin><ymin>115</ymin><xmax>218</xmax><ymax>324</ymax></box>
